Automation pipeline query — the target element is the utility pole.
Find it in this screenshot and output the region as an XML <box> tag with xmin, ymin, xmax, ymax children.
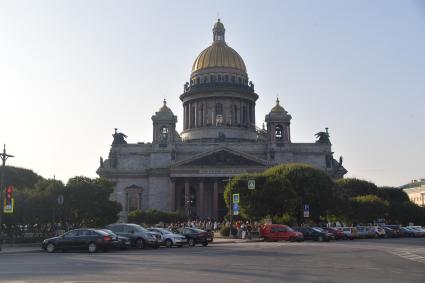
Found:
<box><xmin>0</xmin><ymin>144</ymin><xmax>14</xmax><ymax>252</ymax></box>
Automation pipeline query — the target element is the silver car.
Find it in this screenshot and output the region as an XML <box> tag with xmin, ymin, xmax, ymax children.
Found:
<box><xmin>148</xmin><ymin>228</ymin><xmax>187</xmax><ymax>248</ymax></box>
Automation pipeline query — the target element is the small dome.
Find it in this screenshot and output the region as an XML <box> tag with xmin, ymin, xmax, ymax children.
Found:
<box><xmin>213</xmin><ymin>19</ymin><xmax>225</xmax><ymax>30</ymax></box>
<box><xmin>158</xmin><ymin>99</ymin><xmax>173</xmax><ymax>114</ymax></box>
<box><xmin>271</xmin><ymin>98</ymin><xmax>285</xmax><ymax>113</ymax></box>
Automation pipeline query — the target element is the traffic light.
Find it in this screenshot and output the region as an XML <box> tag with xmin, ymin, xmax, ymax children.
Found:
<box><xmin>5</xmin><ymin>186</ymin><xmax>13</xmax><ymax>206</ymax></box>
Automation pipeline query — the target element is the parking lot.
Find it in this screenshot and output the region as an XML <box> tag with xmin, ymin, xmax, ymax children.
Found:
<box><xmin>1</xmin><ymin>237</ymin><xmax>424</xmax><ymax>283</ymax></box>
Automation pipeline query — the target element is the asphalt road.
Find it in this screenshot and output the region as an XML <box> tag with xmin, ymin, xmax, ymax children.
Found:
<box><xmin>1</xmin><ymin>238</ymin><xmax>424</xmax><ymax>283</ymax></box>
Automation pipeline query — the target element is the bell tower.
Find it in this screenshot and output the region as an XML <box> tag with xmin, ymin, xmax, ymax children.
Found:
<box><xmin>265</xmin><ymin>98</ymin><xmax>292</xmax><ymax>143</ymax></box>
<box><xmin>152</xmin><ymin>99</ymin><xmax>178</xmax><ymax>145</ymax></box>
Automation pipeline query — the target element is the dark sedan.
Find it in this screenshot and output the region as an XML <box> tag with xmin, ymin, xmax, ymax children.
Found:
<box><xmin>176</xmin><ymin>227</ymin><xmax>212</xmax><ymax>247</ymax></box>
<box><xmin>42</xmin><ymin>228</ymin><xmax>115</xmax><ymax>253</ymax></box>
<box><xmin>294</xmin><ymin>227</ymin><xmax>331</xmax><ymax>242</ymax></box>
<box><xmin>101</xmin><ymin>229</ymin><xmax>131</xmax><ymax>250</ymax></box>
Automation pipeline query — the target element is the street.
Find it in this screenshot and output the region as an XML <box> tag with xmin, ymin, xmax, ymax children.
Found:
<box><xmin>1</xmin><ymin>238</ymin><xmax>424</xmax><ymax>283</ymax></box>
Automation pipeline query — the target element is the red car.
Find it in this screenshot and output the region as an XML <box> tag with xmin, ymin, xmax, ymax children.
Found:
<box><xmin>322</xmin><ymin>227</ymin><xmax>345</xmax><ymax>240</ymax></box>
<box><xmin>260</xmin><ymin>224</ymin><xmax>303</xmax><ymax>242</ymax></box>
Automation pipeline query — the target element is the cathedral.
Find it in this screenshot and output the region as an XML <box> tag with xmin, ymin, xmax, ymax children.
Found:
<box><xmin>97</xmin><ymin>20</ymin><xmax>347</xmax><ymax>221</ymax></box>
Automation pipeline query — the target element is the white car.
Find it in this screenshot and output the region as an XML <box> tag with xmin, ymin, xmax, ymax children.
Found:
<box><xmin>148</xmin><ymin>228</ymin><xmax>188</xmax><ymax>248</ymax></box>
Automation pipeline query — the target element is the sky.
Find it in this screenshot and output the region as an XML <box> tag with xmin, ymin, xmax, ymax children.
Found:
<box><xmin>0</xmin><ymin>0</ymin><xmax>424</xmax><ymax>187</ymax></box>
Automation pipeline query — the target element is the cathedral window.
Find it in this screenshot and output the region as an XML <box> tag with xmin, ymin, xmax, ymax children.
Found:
<box><xmin>231</xmin><ymin>76</ymin><xmax>235</xmax><ymax>83</ymax></box>
<box><xmin>196</xmin><ymin>77</ymin><xmax>200</xmax><ymax>84</ymax></box>
<box><xmin>215</xmin><ymin>103</ymin><xmax>223</xmax><ymax>126</ymax></box>
<box><xmin>275</xmin><ymin>125</ymin><xmax>283</xmax><ymax>140</ymax></box>
<box><xmin>218</xmin><ymin>75</ymin><xmax>222</xmax><ymax>81</ymax></box>
<box><xmin>242</xmin><ymin>106</ymin><xmax>247</xmax><ymax>124</ymax></box>
<box><xmin>238</xmin><ymin>77</ymin><xmax>242</xmax><ymax>84</ymax></box>
<box><xmin>225</xmin><ymin>75</ymin><xmax>229</xmax><ymax>82</ymax></box>
<box><xmin>160</xmin><ymin>126</ymin><xmax>168</xmax><ymax>142</ymax></box>
<box><xmin>233</xmin><ymin>105</ymin><xmax>238</xmax><ymax>124</ymax></box>
<box><xmin>203</xmin><ymin>76</ymin><xmax>208</xmax><ymax>83</ymax></box>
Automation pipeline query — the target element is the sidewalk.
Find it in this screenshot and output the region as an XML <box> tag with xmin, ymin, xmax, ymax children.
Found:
<box><xmin>212</xmin><ymin>237</ymin><xmax>264</xmax><ymax>244</ymax></box>
<box><xmin>0</xmin><ymin>243</ymin><xmax>42</xmax><ymax>254</ymax></box>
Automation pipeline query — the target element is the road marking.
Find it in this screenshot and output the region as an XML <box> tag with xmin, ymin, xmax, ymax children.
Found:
<box><xmin>390</xmin><ymin>249</ymin><xmax>425</xmax><ymax>264</ymax></box>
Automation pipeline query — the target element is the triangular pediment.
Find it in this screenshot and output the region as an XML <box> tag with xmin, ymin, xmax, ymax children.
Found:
<box><xmin>172</xmin><ymin>147</ymin><xmax>268</xmax><ymax>168</ymax></box>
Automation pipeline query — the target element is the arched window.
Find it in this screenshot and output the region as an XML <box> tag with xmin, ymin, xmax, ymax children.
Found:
<box><xmin>242</xmin><ymin>106</ymin><xmax>247</xmax><ymax>124</ymax></box>
<box><xmin>160</xmin><ymin>126</ymin><xmax>168</xmax><ymax>142</ymax></box>
<box><xmin>275</xmin><ymin>125</ymin><xmax>283</xmax><ymax>140</ymax></box>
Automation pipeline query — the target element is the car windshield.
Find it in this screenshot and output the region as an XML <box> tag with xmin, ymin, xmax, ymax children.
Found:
<box><xmin>312</xmin><ymin>228</ymin><xmax>323</xmax><ymax>233</ymax></box>
<box><xmin>190</xmin><ymin>228</ymin><xmax>205</xmax><ymax>233</ymax></box>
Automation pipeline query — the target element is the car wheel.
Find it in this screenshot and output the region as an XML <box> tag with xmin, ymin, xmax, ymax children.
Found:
<box><xmin>202</xmin><ymin>242</ymin><xmax>208</xmax><ymax>247</ymax></box>
<box><xmin>165</xmin><ymin>239</ymin><xmax>173</xmax><ymax>248</ymax></box>
<box><xmin>318</xmin><ymin>236</ymin><xmax>324</xmax><ymax>242</ymax></box>
<box><xmin>88</xmin><ymin>242</ymin><xmax>97</xmax><ymax>253</ymax></box>
<box><xmin>136</xmin><ymin>238</ymin><xmax>145</xmax><ymax>249</ymax></box>
<box><xmin>188</xmin><ymin>238</ymin><xmax>195</xmax><ymax>247</ymax></box>
<box><xmin>46</xmin><ymin>243</ymin><xmax>55</xmax><ymax>253</ymax></box>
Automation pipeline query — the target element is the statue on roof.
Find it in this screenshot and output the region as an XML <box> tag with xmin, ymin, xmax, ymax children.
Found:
<box><xmin>315</xmin><ymin>128</ymin><xmax>331</xmax><ymax>144</ymax></box>
<box><xmin>112</xmin><ymin>128</ymin><xmax>128</xmax><ymax>145</ymax></box>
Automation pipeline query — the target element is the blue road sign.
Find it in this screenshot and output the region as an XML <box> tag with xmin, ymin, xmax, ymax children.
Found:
<box><xmin>233</xmin><ymin>203</ymin><xmax>239</xmax><ymax>211</ymax></box>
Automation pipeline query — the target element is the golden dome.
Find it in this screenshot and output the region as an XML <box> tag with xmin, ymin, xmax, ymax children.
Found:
<box><xmin>192</xmin><ymin>43</ymin><xmax>247</xmax><ymax>74</ymax></box>
<box><xmin>191</xmin><ymin>20</ymin><xmax>247</xmax><ymax>74</ymax></box>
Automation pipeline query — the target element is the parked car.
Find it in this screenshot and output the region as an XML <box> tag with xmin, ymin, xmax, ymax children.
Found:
<box><xmin>400</xmin><ymin>226</ymin><xmax>416</xmax><ymax>237</ymax></box>
<box><xmin>382</xmin><ymin>227</ymin><xmax>398</xmax><ymax>238</ymax></box>
<box><xmin>381</xmin><ymin>225</ymin><xmax>402</xmax><ymax>237</ymax></box>
<box><xmin>42</xmin><ymin>228</ymin><xmax>115</xmax><ymax>253</ymax></box>
<box><xmin>369</xmin><ymin>226</ymin><xmax>386</xmax><ymax>238</ymax></box>
<box><xmin>322</xmin><ymin>227</ymin><xmax>345</xmax><ymax>240</ymax></box>
<box><xmin>176</xmin><ymin>227</ymin><xmax>212</xmax><ymax>246</ymax></box>
<box><xmin>336</xmin><ymin>227</ymin><xmax>357</xmax><ymax>240</ymax></box>
<box><xmin>105</xmin><ymin>223</ymin><xmax>160</xmax><ymax>249</ymax></box>
<box><xmin>293</xmin><ymin>227</ymin><xmax>331</xmax><ymax>242</ymax></box>
<box><xmin>356</xmin><ymin>226</ymin><xmax>374</xmax><ymax>239</ymax></box>
<box><xmin>148</xmin><ymin>228</ymin><xmax>187</xmax><ymax>248</ymax></box>
<box><xmin>407</xmin><ymin>226</ymin><xmax>425</xmax><ymax>237</ymax></box>
<box><xmin>260</xmin><ymin>224</ymin><xmax>303</xmax><ymax>242</ymax></box>
<box><xmin>100</xmin><ymin>229</ymin><xmax>131</xmax><ymax>250</ymax></box>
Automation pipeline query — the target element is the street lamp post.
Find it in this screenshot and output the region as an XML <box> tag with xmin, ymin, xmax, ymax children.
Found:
<box><xmin>0</xmin><ymin>144</ymin><xmax>14</xmax><ymax>252</ymax></box>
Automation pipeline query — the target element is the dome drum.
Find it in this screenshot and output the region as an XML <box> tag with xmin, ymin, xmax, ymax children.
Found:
<box><xmin>180</xmin><ymin>127</ymin><xmax>257</xmax><ymax>143</ymax></box>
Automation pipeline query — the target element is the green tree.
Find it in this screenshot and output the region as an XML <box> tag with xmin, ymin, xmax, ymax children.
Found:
<box><xmin>350</xmin><ymin>194</ymin><xmax>389</xmax><ymax>224</ymax></box>
<box><xmin>224</xmin><ymin>164</ymin><xmax>339</xmax><ymax>224</ymax></box>
<box><xmin>336</xmin><ymin>178</ymin><xmax>379</xmax><ymax>197</ymax></box>
<box><xmin>2</xmin><ymin>166</ymin><xmax>44</xmax><ymax>189</ymax></box>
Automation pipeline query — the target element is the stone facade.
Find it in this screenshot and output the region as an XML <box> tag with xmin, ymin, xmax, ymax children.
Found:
<box><xmin>97</xmin><ymin>20</ymin><xmax>347</xmax><ymax>221</ymax></box>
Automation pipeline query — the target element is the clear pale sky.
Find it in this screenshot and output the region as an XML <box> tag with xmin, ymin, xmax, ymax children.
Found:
<box><xmin>0</xmin><ymin>0</ymin><xmax>424</xmax><ymax>187</ymax></box>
